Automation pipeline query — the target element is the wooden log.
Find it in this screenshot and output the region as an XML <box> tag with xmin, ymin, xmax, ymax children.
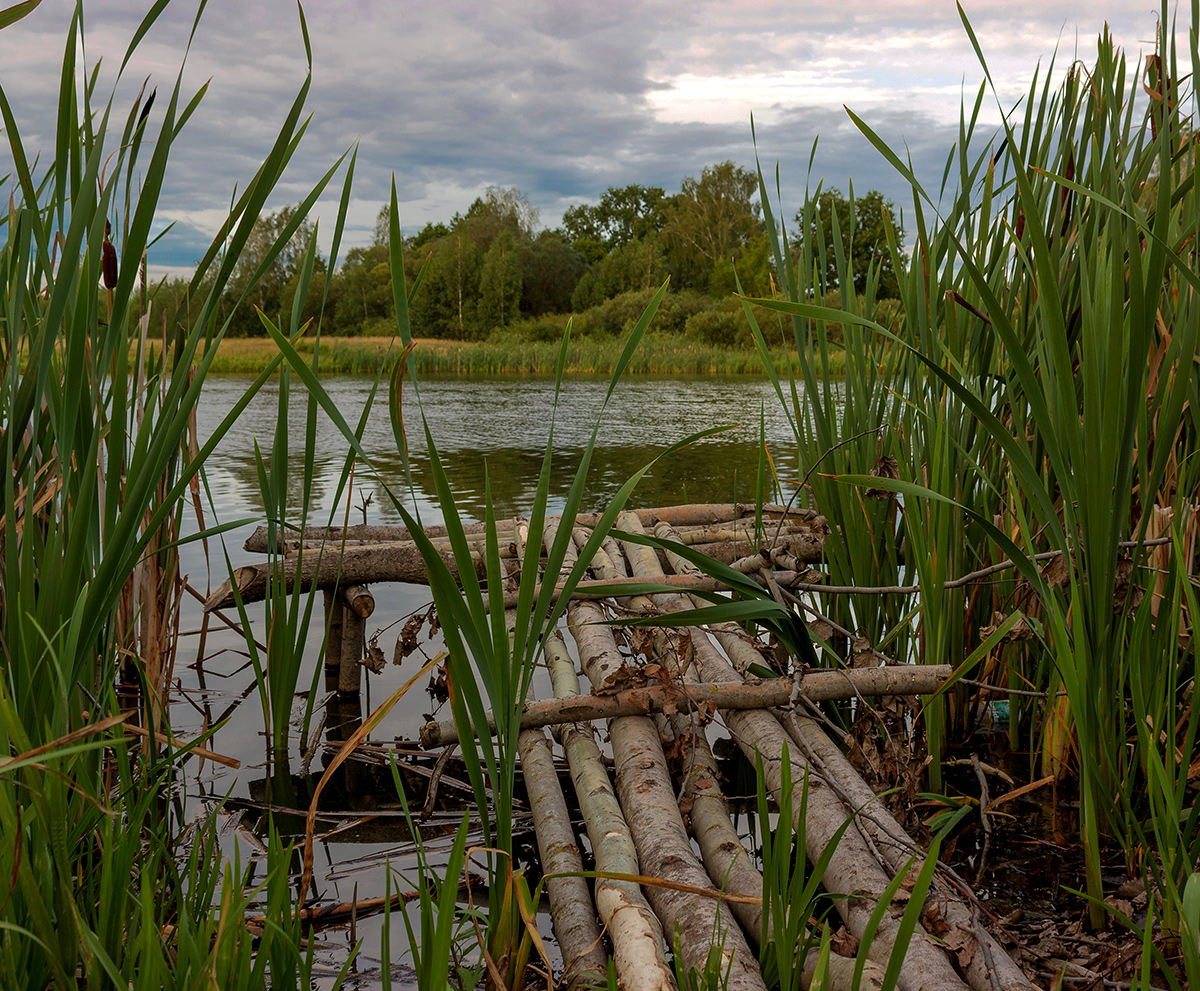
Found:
<box><xmin>494</xmin><ymin>566</ymin><xmax>824</xmax><ymax>612</ymax></box>
<box><xmin>323</xmin><ymin>591</ymin><xmax>344</xmax><ymax>672</ymax></box>
<box><xmin>339</xmin><ymin>609</ymin><xmax>365</xmax><ymax>695</ymax></box>
<box><xmin>655</xmin><ymin>515</ymin><xmax>1030</xmax><ymax>990</ymax></box>
<box><xmin>207</xmin><ymin>525</ymin><xmax>823</xmax><ymax>612</ymax></box>
<box><xmin>779</xmin><ymin>712</ymin><xmax>1037</xmax><ymax>991</ymax></box>
<box><xmin>657</xmin><ymin>709</ymin><xmax>765</xmax><ymax>941</ymax></box>
<box><xmin>418</xmin><ymin>666</ymin><xmax>955</xmax><ymax>749</ymax></box>
<box><xmin>241</xmin><ymin>503</ymin><xmax>818</xmax><ymax>552</ymax></box>
<box><xmin>501</xmin><ymin>523</ymin><xmax>607</xmax><ymax>991</ymax></box>
<box><xmin>517</xmin><ymin>727</ymin><xmax>608</xmax><ymax>990</ymax></box>
<box><xmin>550</xmin><ymin>521</ymin><xmax>678</xmax><ymax>991</ymax></box>
<box><xmin>581</xmin><ymin>514</ymin><xmax>765</xmax><ymax>990</ymax></box>
<box><xmin>621</xmin><ymin>515</ymin><xmax>970</xmax><ymax>991</ymax></box>
<box><xmin>205</xmin><ymin>542</ymin><xmax>486</xmax><ymax>611</ymax></box>
<box><xmin>611</xmin><ymin>704</ymin><xmax>766</xmax><ymax>991</ymax></box>
<box><xmin>341</xmin><ymin>584</ymin><xmax>375</xmax><ymax>619</ymax></box>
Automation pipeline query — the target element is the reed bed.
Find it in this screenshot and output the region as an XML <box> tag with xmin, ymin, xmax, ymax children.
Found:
<box><xmin>182</xmin><ymin>332</ymin><xmax>851</xmax><ymax>377</ymax></box>
<box><xmin>725</xmin><ymin>5</ymin><xmax>1200</xmax><ymax>981</ymax></box>
<box><xmin>0</xmin><ymin>3</ymin><xmax>358</xmax><ymax>987</ymax></box>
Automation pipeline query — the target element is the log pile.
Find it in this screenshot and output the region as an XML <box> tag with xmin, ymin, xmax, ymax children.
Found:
<box><xmin>229</xmin><ymin>504</ymin><xmax>1032</xmax><ymax>991</ymax></box>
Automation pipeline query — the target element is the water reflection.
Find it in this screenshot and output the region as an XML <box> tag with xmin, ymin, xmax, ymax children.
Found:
<box><xmin>196</xmin><ymin>375</ymin><xmax>805</xmax><ymax>525</ymax></box>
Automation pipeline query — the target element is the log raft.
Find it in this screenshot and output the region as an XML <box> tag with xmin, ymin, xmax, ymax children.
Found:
<box><xmin>230</xmin><ymin>504</ymin><xmax>1025</xmax><ymax>990</ymax></box>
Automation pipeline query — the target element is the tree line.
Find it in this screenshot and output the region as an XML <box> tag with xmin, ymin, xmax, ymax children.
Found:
<box><xmin>152</xmin><ymin>162</ymin><xmax>905</xmax><ymax>346</ymax></box>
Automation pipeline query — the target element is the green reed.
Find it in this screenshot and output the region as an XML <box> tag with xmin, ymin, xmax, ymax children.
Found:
<box><xmin>191</xmin><ymin>330</ymin><xmax>844</xmax><ymax>377</ymax></box>
<box><xmin>742</xmin><ymin>0</ymin><xmax>1200</xmax><ymax>933</ymax></box>
<box><xmin>0</xmin><ymin>1</ymin><xmax>351</xmax><ymax>984</ymax></box>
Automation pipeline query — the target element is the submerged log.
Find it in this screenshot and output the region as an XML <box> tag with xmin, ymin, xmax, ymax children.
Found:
<box><xmin>418</xmin><ymin>665</ymin><xmax>954</xmax><ymax>748</ymax></box>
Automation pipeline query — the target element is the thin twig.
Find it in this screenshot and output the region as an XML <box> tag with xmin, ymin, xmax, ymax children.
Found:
<box><xmin>772</xmin><ymin>423</ymin><xmax>885</xmax><ymax>547</ymax></box>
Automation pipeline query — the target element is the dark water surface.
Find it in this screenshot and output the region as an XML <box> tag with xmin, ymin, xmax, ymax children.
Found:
<box><xmin>177</xmin><ymin>373</ymin><xmax>813</xmax><ymax>987</ymax></box>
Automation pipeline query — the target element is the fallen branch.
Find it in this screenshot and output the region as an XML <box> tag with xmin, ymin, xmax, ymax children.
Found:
<box><xmin>419</xmin><ymin>665</ymin><xmax>953</xmax><ymax>748</ymax></box>
<box><xmin>241</xmin><ymin>503</ymin><xmax>816</xmax><ymax>552</ymax></box>
<box><xmin>208</xmin><ymin>522</ymin><xmax>823</xmax><ymax>611</ymax></box>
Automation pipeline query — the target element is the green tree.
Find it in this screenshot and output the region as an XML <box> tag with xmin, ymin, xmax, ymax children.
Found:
<box><xmin>797</xmin><ymin>187</ymin><xmax>905</xmax><ymax>299</ymax></box>
<box><xmin>478</xmin><ymin>229</ymin><xmax>523</xmax><ymax>331</ymax></box>
<box><xmin>596</xmin><ymin>236</ymin><xmax>666</xmax><ymax>298</ymax></box>
<box><xmin>411</xmin><ymin>227</ymin><xmax>484</xmax><ymax>338</ymax></box>
<box><xmin>222</xmin><ymin>204</ymin><xmax>322</xmax><ymax>335</ymax></box>
<box><xmin>331</xmin><ymin>244</ymin><xmax>391</xmax><ymax>334</ymax></box>
<box><xmin>517</xmin><ymin>230</ymin><xmax>586</xmax><ymax>315</ymax></box>
<box><xmin>662</xmin><ymin>161</ymin><xmax>762</xmax><ymax>292</ymax></box>
<box><xmin>466</xmin><ymin>185</ymin><xmax>538</xmax><ymax>249</ymax></box>
<box><xmin>561</xmin><ymin>184</ymin><xmax>667</xmax><ymax>259</ymax></box>
<box><xmin>708</xmin><ymin>232</ymin><xmax>773</xmax><ymax>299</ymax></box>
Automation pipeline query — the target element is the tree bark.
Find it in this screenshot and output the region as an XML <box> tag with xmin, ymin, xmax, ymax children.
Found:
<box><xmin>778</xmin><ymin>712</ymin><xmax>1036</xmax><ymax>991</ymax></box>
<box><xmin>618</xmin><ymin>515</ymin><xmax>971</xmax><ymax>991</ymax></box>
<box><xmin>542</xmin><ymin>520</ymin><xmax>677</xmax><ymax>991</ymax></box>
<box><xmin>241</xmin><ymin>503</ymin><xmax>820</xmax><ymax>552</ymax></box>
<box><xmin>419</xmin><ymin>666</ymin><xmax>954</xmax><ymax>748</ymax></box>
<box><xmin>208</xmin><ymin>523</ymin><xmax>823</xmax><ymax>611</ymax></box>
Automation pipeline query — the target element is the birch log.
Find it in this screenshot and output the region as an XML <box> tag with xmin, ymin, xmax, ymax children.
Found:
<box><xmin>580</xmin><ymin>515</ymin><xmax>764</xmax><ymax>991</ymax></box>
<box><xmin>778</xmin><ymin>712</ymin><xmax>1036</xmax><ymax>991</ymax></box>
<box><xmin>241</xmin><ymin>503</ymin><xmax>820</xmax><ymax>552</ymax></box>
<box><xmin>618</xmin><ymin>516</ymin><xmax>971</xmax><ymax>991</ymax></box>
<box><xmin>418</xmin><ymin>666</ymin><xmax>954</xmax><ymax>748</ymax></box>
<box><xmin>543</xmin><ymin>521</ymin><xmax>677</xmax><ymax>991</ymax></box>
<box><xmin>504</xmin><ymin>526</ymin><xmax>607</xmax><ymax>991</ymax></box>
<box><xmin>209</xmin><ymin>526</ymin><xmax>822</xmax><ymax>611</ymax></box>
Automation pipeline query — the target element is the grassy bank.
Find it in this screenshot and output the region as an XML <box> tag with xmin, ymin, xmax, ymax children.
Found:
<box><xmin>178</xmin><ymin>332</ymin><xmax>854</xmax><ymax>376</ymax></box>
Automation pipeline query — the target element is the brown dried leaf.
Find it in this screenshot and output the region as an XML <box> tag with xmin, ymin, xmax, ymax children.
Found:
<box><xmin>395</xmin><ymin>611</ymin><xmax>426</xmax><ymax>663</ymax></box>
<box><xmin>364</xmin><ymin>637</ymin><xmax>386</xmax><ymax>674</ymax></box>
<box><xmin>1041</xmin><ymin>552</ymin><xmax>1071</xmax><ymax>588</ymax></box>
<box><xmin>595</xmin><ymin>663</ymin><xmax>647</xmax><ymax>695</ymax></box>
<box><xmin>830</xmin><ymin>926</ymin><xmax>858</xmax><ymax>957</ymax></box>
<box><xmin>865</xmin><ymin>455</ymin><xmax>900</xmax><ymax>499</ymax></box>
<box><xmin>851</xmin><ymin>636</ymin><xmax>876</xmax><ymax>668</ymax></box>
<box><xmin>944</xmin><ymin>928</ymin><xmax>976</xmax><ymax>969</ymax></box>
<box><xmin>979</xmin><ymin>610</ymin><xmax>1034</xmax><ymax>644</ymax></box>
<box><xmin>806</xmin><ymin>618</ymin><xmax>835</xmax><ymax>644</ymax></box>
<box><xmin>1105</xmin><ymin>897</ymin><xmax>1134</xmax><ymax>918</ymax></box>
<box><xmin>644</xmin><ymin>663</ymin><xmax>673</xmax><ymax>689</ymax></box>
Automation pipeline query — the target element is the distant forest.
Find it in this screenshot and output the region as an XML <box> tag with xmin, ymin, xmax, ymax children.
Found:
<box><xmin>152</xmin><ymin>162</ymin><xmax>905</xmax><ymax>348</ymax></box>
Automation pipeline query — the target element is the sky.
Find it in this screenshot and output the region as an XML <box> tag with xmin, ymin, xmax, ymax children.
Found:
<box><xmin>0</xmin><ymin>0</ymin><xmax>1177</xmax><ymax>277</ymax></box>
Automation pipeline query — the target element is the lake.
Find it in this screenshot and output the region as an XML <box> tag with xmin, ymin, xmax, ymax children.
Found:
<box><xmin>180</xmin><ymin>372</ymin><xmax>814</xmax><ymax>987</ymax></box>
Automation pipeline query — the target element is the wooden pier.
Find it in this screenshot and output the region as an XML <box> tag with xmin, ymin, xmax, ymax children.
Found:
<box><xmin>209</xmin><ymin>503</ymin><xmax>1032</xmax><ymax>991</ymax></box>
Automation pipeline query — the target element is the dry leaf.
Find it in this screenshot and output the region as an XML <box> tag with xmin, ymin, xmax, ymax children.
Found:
<box><xmin>944</xmin><ymin>928</ymin><xmax>976</xmax><ymax>969</ymax></box>
<box><xmin>979</xmin><ymin>610</ymin><xmax>1034</xmax><ymax>643</ymax></box>
<box><xmin>865</xmin><ymin>455</ymin><xmax>900</xmax><ymax>499</ymax></box>
<box><xmin>364</xmin><ymin>637</ymin><xmax>386</xmax><ymax>674</ymax></box>
<box><xmin>1041</xmin><ymin>552</ymin><xmax>1071</xmax><ymax>587</ymax></box>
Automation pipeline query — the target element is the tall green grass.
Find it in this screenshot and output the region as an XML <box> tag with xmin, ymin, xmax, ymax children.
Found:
<box><xmin>742</xmin><ymin>0</ymin><xmax>1200</xmax><ymax>941</ymax></box>
<box><xmin>182</xmin><ymin>330</ymin><xmax>852</xmax><ymax>376</ymax></box>
<box><xmin>0</xmin><ymin>1</ymin><xmax>352</xmax><ymax>984</ymax></box>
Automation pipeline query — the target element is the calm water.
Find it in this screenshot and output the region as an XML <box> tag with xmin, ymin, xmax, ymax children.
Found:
<box><xmin>178</xmin><ymin>373</ymin><xmax>816</xmax><ymax>987</ymax></box>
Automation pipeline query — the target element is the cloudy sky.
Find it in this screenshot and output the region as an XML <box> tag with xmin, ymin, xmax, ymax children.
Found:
<box><xmin>0</xmin><ymin>0</ymin><xmax>1173</xmax><ymax>275</ymax></box>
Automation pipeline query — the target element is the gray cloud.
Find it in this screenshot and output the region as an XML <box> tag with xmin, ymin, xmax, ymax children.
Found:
<box><xmin>0</xmin><ymin>0</ymin><xmax>1168</xmax><ymax>271</ymax></box>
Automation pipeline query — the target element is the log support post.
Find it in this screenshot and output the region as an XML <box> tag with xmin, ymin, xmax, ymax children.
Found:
<box><xmin>323</xmin><ymin>590</ymin><xmax>344</xmax><ymax>675</ymax></box>
<box><xmin>339</xmin><ymin>593</ymin><xmax>366</xmax><ymax>696</ymax></box>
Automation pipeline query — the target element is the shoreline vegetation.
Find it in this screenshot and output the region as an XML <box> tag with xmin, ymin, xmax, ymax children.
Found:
<box><xmin>181</xmin><ymin>332</ymin><xmax>853</xmax><ymax>376</ymax></box>
<box><xmin>7</xmin><ymin>0</ymin><xmax>1200</xmax><ymax>988</ymax></box>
